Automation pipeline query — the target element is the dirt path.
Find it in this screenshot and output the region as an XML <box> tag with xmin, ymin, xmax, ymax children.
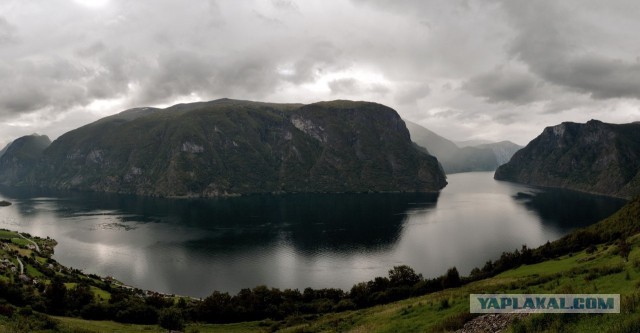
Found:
<box><xmin>15</xmin><ymin>256</ymin><xmax>24</xmax><ymax>275</ymax></box>
<box><xmin>18</xmin><ymin>233</ymin><xmax>40</xmax><ymax>252</ymax></box>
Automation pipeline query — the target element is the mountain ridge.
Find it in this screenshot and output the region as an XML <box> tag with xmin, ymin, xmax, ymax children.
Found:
<box><xmin>495</xmin><ymin>119</ymin><xmax>640</xmax><ymax>199</ymax></box>
<box><xmin>0</xmin><ymin>99</ymin><xmax>447</xmax><ymax>197</ymax></box>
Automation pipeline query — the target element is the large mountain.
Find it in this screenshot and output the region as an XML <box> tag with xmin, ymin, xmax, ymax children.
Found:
<box><xmin>404</xmin><ymin>121</ymin><xmax>521</xmax><ymax>174</ymax></box>
<box><xmin>0</xmin><ymin>99</ymin><xmax>447</xmax><ymax>197</ymax></box>
<box><xmin>495</xmin><ymin>120</ymin><xmax>640</xmax><ymax>199</ymax></box>
<box><xmin>0</xmin><ymin>134</ymin><xmax>51</xmax><ymax>183</ymax></box>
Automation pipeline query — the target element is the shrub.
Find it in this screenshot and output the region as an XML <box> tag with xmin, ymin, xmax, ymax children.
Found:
<box><xmin>159</xmin><ymin>307</ymin><xmax>185</xmax><ymax>331</ymax></box>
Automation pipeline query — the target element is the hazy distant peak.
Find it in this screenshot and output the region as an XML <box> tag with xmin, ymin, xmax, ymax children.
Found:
<box><xmin>454</xmin><ymin>139</ymin><xmax>493</xmax><ymax>147</ymax></box>
<box><xmin>404</xmin><ymin>120</ymin><xmax>521</xmax><ymax>173</ymax></box>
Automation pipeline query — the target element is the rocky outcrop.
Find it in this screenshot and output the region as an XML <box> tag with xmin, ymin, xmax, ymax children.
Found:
<box><xmin>456</xmin><ymin>313</ymin><xmax>528</xmax><ymax>333</ymax></box>
<box><xmin>495</xmin><ymin>120</ymin><xmax>640</xmax><ymax>199</ymax></box>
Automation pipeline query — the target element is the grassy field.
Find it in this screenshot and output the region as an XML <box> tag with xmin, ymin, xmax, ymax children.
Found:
<box><xmin>0</xmin><ymin>229</ymin><xmax>18</xmax><ymax>239</ymax></box>
<box><xmin>10</xmin><ymin>237</ymin><xmax>31</xmax><ymax>247</ymax></box>
<box><xmin>54</xmin><ymin>317</ymin><xmax>266</xmax><ymax>333</ymax></box>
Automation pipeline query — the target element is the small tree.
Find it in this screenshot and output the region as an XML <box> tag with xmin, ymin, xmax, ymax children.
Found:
<box><xmin>67</xmin><ymin>283</ymin><xmax>94</xmax><ymax>311</ymax></box>
<box><xmin>44</xmin><ymin>277</ymin><xmax>67</xmax><ymax>315</ymax></box>
<box><xmin>159</xmin><ymin>308</ymin><xmax>185</xmax><ymax>331</ymax></box>
<box><xmin>441</xmin><ymin>267</ymin><xmax>460</xmax><ymax>289</ymax></box>
<box><xmin>388</xmin><ymin>265</ymin><xmax>422</xmax><ymax>287</ymax></box>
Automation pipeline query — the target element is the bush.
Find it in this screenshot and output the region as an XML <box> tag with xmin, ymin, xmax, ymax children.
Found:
<box><xmin>159</xmin><ymin>308</ymin><xmax>185</xmax><ymax>331</ymax></box>
<box><xmin>114</xmin><ymin>304</ymin><xmax>158</xmax><ymax>325</ymax></box>
<box><xmin>80</xmin><ymin>303</ymin><xmax>112</xmax><ymax>320</ymax></box>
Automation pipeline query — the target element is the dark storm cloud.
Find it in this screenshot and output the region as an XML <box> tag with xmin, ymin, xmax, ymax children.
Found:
<box><xmin>133</xmin><ymin>48</ymin><xmax>328</xmax><ymax>105</ymax></box>
<box><xmin>540</xmin><ymin>57</ymin><xmax>640</xmax><ymax>100</ymax></box>
<box><xmin>463</xmin><ymin>67</ymin><xmax>543</xmax><ymax>105</ymax></box>
<box><xmin>0</xmin><ymin>58</ymin><xmax>90</xmax><ymax>114</ymax></box>
<box><xmin>502</xmin><ymin>0</ymin><xmax>640</xmax><ymax>100</ymax></box>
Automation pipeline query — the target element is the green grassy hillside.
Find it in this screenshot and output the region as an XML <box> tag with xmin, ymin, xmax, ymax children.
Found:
<box><xmin>4</xmin><ymin>231</ymin><xmax>638</xmax><ymax>332</ymax></box>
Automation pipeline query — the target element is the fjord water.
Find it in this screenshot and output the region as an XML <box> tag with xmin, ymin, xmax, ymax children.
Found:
<box><xmin>0</xmin><ymin>172</ymin><xmax>625</xmax><ymax>297</ymax></box>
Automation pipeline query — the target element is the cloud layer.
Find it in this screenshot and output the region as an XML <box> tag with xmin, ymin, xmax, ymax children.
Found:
<box><xmin>1</xmin><ymin>0</ymin><xmax>639</xmax><ymax>146</ymax></box>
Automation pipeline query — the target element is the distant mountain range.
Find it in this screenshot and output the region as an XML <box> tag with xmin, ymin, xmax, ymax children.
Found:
<box><xmin>495</xmin><ymin>119</ymin><xmax>640</xmax><ymax>199</ymax></box>
<box><xmin>404</xmin><ymin>121</ymin><xmax>522</xmax><ymax>174</ymax></box>
<box><xmin>454</xmin><ymin>139</ymin><xmax>493</xmax><ymax>147</ymax></box>
<box><xmin>0</xmin><ymin>99</ymin><xmax>447</xmax><ymax>197</ymax></box>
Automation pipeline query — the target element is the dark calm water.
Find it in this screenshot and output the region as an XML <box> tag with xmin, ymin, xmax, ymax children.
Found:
<box><xmin>0</xmin><ymin>172</ymin><xmax>626</xmax><ymax>297</ymax></box>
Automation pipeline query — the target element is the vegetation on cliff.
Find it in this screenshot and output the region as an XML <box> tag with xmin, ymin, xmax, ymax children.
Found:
<box><xmin>495</xmin><ymin>120</ymin><xmax>640</xmax><ymax>199</ymax></box>
<box><xmin>0</xmin><ymin>99</ymin><xmax>447</xmax><ymax>197</ymax></box>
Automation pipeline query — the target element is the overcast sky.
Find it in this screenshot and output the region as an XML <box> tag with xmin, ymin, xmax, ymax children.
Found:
<box><xmin>1</xmin><ymin>0</ymin><xmax>640</xmax><ymax>147</ymax></box>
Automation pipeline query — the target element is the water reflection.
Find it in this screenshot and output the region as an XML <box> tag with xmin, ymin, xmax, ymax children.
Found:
<box><xmin>514</xmin><ymin>189</ymin><xmax>626</xmax><ymax>230</ymax></box>
<box><xmin>0</xmin><ymin>173</ymin><xmax>626</xmax><ymax>297</ymax></box>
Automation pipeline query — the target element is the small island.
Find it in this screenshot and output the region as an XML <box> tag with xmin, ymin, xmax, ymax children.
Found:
<box><xmin>0</xmin><ymin>200</ymin><xmax>11</xmax><ymax>207</ymax></box>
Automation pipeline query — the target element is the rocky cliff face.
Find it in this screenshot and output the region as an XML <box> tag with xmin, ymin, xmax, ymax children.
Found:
<box><xmin>495</xmin><ymin>120</ymin><xmax>640</xmax><ymax>199</ymax></box>
<box><xmin>2</xmin><ymin>99</ymin><xmax>447</xmax><ymax>196</ymax></box>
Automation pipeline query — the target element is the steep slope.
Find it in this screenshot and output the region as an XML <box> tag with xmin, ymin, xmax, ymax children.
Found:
<box><xmin>404</xmin><ymin>120</ymin><xmax>459</xmax><ymax>160</ymax></box>
<box><xmin>476</xmin><ymin>141</ymin><xmax>522</xmax><ymax>165</ymax></box>
<box><xmin>495</xmin><ymin>120</ymin><xmax>640</xmax><ymax>199</ymax></box>
<box><xmin>405</xmin><ymin>121</ymin><xmax>521</xmax><ymax>173</ymax></box>
<box><xmin>5</xmin><ymin>99</ymin><xmax>447</xmax><ymax>196</ymax></box>
<box><xmin>0</xmin><ymin>142</ymin><xmax>8</xmax><ymax>159</ymax></box>
<box><xmin>0</xmin><ymin>134</ymin><xmax>51</xmax><ymax>185</ymax></box>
